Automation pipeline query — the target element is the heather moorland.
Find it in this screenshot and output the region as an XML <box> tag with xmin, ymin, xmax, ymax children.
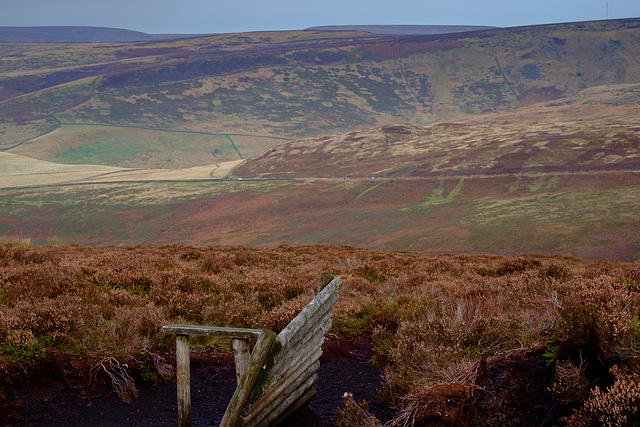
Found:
<box><xmin>1</xmin><ymin>16</ymin><xmax>640</xmax><ymax>427</ymax></box>
<box><xmin>1</xmin><ymin>243</ymin><xmax>639</xmax><ymax>425</ymax></box>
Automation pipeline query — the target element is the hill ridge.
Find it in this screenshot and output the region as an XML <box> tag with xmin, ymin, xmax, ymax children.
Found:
<box><xmin>307</xmin><ymin>24</ymin><xmax>498</xmax><ymax>35</ymax></box>
<box><xmin>0</xmin><ymin>26</ymin><xmax>157</xmax><ymax>43</ymax></box>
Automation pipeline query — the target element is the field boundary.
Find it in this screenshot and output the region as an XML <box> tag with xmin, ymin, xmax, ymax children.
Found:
<box><xmin>3</xmin><ymin>118</ymin><xmax>291</xmax><ymax>158</ymax></box>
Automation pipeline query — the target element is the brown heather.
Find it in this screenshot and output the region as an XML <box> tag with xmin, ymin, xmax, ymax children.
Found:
<box><xmin>334</xmin><ymin>393</ymin><xmax>383</xmax><ymax>427</ymax></box>
<box><xmin>0</xmin><ymin>244</ymin><xmax>639</xmax><ymax>423</ymax></box>
<box><xmin>565</xmin><ymin>363</ymin><xmax>640</xmax><ymax>426</ymax></box>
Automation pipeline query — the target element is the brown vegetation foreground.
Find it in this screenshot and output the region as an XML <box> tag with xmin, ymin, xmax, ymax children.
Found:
<box><xmin>1</xmin><ymin>243</ymin><xmax>639</xmax><ymax>425</ymax></box>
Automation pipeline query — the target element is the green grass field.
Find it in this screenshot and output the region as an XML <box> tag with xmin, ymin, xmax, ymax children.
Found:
<box><xmin>10</xmin><ymin>124</ymin><xmax>241</xmax><ymax>168</ymax></box>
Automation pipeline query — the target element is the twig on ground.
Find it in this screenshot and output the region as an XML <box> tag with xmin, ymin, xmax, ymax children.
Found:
<box><xmin>90</xmin><ymin>357</ymin><xmax>138</xmax><ymax>404</ymax></box>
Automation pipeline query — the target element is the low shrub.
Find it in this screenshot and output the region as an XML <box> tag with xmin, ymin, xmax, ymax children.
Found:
<box><xmin>334</xmin><ymin>393</ymin><xmax>382</xmax><ymax>427</ymax></box>
<box><xmin>388</xmin><ymin>382</ymin><xmax>479</xmax><ymax>426</ymax></box>
<box><xmin>0</xmin><ymin>243</ymin><xmax>638</xmax><ymax>424</ymax></box>
<box><xmin>555</xmin><ymin>276</ymin><xmax>640</xmax><ymax>360</ymax></box>
<box><xmin>565</xmin><ymin>363</ymin><xmax>640</xmax><ymax>426</ymax></box>
<box><xmin>552</xmin><ymin>360</ymin><xmax>590</xmax><ymax>404</ymax></box>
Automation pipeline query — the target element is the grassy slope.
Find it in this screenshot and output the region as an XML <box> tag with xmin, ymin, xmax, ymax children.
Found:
<box><xmin>11</xmin><ymin>124</ymin><xmax>242</xmax><ymax>168</ymax></box>
<box><xmin>1</xmin><ymin>19</ymin><xmax>639</xmax><ymax>156</ymax></box>
<box><xmin>0</xmin><ymin>152</ymin><xmax>243</xmax><ymax>188</ymax></box>
<box><xmin>0</xmin><ymin>152</ymin><xmax>128</xmax><ymax>188</ymax></box>
<box><xmin>1</xmin><ymin>85</ymin><xmax>640</xmax><ymax>260</ymax></box>
<box><xmin>0</xmin><ymin>20</ymin><xmax>639</xmax><ymax>260</ymax></box>
<box><xmin>1</xmin><ymin>169</ymin><xmax>638</xmax><ymax>260</ymax></box>
<box><xmin>57</xmin><ymin>20</ymin><xmax>640</xmax><ymax>138</ymax></box>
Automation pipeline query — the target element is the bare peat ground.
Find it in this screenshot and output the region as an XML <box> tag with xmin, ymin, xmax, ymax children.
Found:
<box><xmin>1</xmin><ymin>335</ymin><xmax>394</xmax><ymax>427</ymax></box>
<box><xmin>1</xmin><ymin>334</ymin><xmax>579</xmax><ymax>427</ymax></box>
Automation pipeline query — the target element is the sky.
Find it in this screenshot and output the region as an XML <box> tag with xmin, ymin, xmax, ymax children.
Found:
<box><xmin>0</xmin><ymin>0</ymin><xmax>638</xmax><ymax>35</ymax></box>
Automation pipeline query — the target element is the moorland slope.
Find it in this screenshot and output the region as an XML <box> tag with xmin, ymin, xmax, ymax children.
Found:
<box><xmin>1</xmin><ymin>18</ymin><xmax>639</xmax><ymax>146</ymax></box>
<box><xmin>0</xmin><ymin>19</ymin><xmax>639</xmax><ymax>260</ymax></box>
<box><xmin>1</xmin><ymin>244</ymin><xmax>639</xmax><ymax>425</ymax></box>
<box><xmin>1</xmin><ymin>83</ymin><xmax>638</xmax><ymax>260</ymax></box>
<box><xmin>0</xmin><ymin>26</ymin><xmax>155</xmax><ymax>43</ymax></box>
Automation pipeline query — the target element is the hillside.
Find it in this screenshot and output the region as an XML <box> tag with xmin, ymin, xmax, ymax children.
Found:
<box><xmin>0</xmin><ymin>26</ymin><xmax>156</xmax><ymax>43</ymax></box>
<box><xmin>0</xmin><ymin>18</ymin><xmax>639</xmax><ymax>260</ymax></box>
<box><xmin>1</xmin><ymin>81</ymin><xmax>637</xmax><ymax>260</ymax></box>
<box><xmin>236</xmin><ymin>85</ymin><xmax>640</xmax><ymax>179</ymax></box>
<box><xmin>1</xmin><ymin>244</ymin><xmax>639</xmax><ymax>425</ymax></box>
<box><xmin>0</xmin><ymin>25</ymin><xmax>496</xmax><ymax>43</ymax></box>
<box><xmin>307</xmin><ymin>24</ymin><xmax>498</xmax><ymax>35</ymax></box>
<box><xmin>1</xmin><ymin>18</ymin><xmax>639</xmax><ymax>150</ymax></box>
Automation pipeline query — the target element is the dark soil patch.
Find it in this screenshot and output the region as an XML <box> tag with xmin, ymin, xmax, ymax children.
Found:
<box><xmin>387</xmin><ymin>346</ymin><xmax>602</xmax><ymax>427</ymax></box>
<box><xmin>471</xmin><ymin>348</ymin><xmax>567</xmax><ymax>426</ymax></box>
<box><xmin>1</xmin><ymin>334</ymin><xmax>393</xmax><ymax>426</ymax></box>
<box><xmin>0</xmin><ymin>337</ymin><xmax>615</xmax><ymax>426</ymax></box>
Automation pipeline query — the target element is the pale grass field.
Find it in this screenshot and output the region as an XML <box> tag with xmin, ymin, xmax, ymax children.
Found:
<box><xmin>0</xmin><ymin>119</ymin><xmax>58</xmax><ymax>150</ymax></box>
<box><xmin>82</xmin><ymin>159</ymin><xmax>244</xmax><ymax>182</ymax></box>
<box><xmin>0</xmin><ymin>152</ymin><xmax>243</xmax><ymax>188</ymax></box>
<box><xmin>0</xmin><ymin>152</ymin><xmax>126</xmax><ymax>188</ymax></box>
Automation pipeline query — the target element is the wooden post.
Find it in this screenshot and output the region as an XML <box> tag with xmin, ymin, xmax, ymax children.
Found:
<box><xmin>317</xmin><ymin>272</ymin><xmax>335</xmax><ymax>294</ymax></box>
<box><xmin>162</xmin><ymin>275</ymin><xmax>342</xmax><ymax>427</ymax></box>
<box><xmin>176</xmin><ymin>334</ymin><xmax>191</xmax><ymax>427</ymax></box>
<box><xmin>232</xmin><ymin>339</ymin><xmax>251</xmax><ymax>384</ymax></box>
<box><xmin>220</xmin><ymin>329</ymin><xmax>276</xmax><ymax>427</ymax></box>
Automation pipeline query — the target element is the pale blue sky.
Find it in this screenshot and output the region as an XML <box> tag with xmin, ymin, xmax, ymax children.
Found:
<box><xmin>0</xmin><ymin>0</ymin><xmax>637</xmax><ymax>34</ymax></box>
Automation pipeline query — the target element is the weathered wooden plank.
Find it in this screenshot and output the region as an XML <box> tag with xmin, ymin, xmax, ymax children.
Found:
<box><xmin>246</xmin><ymin>296</ymin><xmax>331</xmax><ymax>398</ymax></box>
<box><xmin>277</xmin><ymin>278</ymin><xmax>340</xmax><ymax>347</ymax></box>
<box><xmin>254</xmin><ymin>380</ymin><xmax>318</xmax><ymax>427</ymax></box>
<box><xmin>282</xmin><ymin>301</ymin><xmax>334</xmax><ymax>352</ymax></box>
<box><xmin>269</xmin><ymin>317</ymin><xmax>330</xmax><ymax>385</ymax></box>
<box><xmin>269</xmin><ymin>347</ymin><xmax>322</xmax><ymax>396</ymax></box>
<box><xmin>245</xmin><ymin>302</ymin><xmax>331</xmax><ymax>404</ymax></box>
<box><xmin>176</xmin><ymin>334</ymin><xmax>192</xmax><ymax>427</ymax></box>
<box><xmin>243</xmin><ymin>280</ymin><xmax>338</xmax><ymax>425</ymax></box>
<box><xmin>266</xmin><ymin>331</ymin><xmax>325</xmax><ymax>388</ymax></box>
<box><xmin>250</xmin><ymin>342</ymin><xmax>322</xmax><ymax>413</ymax></box>
<box><xmin>268</xmin><ymin>386</ymin><xmax>317</xmax><ymax>427</ymax></box>
<box><xmin>242</xmin><ymin>362</ymin><xmax>320</xmax><ymax>426</ymax></box>
<box><xmin>220</xmin><ymin>329</ymin><xmax>277</xmax><ymax>427</ymax></box>
<box><xmin>272</xmin><ymin>327</ymin><xmax>324</xmax><ymax>375</ymax></box>
<box><xmin>233</xmin><ymin>339</ymin><xmax>251</xmax><ymax>384</ymax></box>
<box><xmin>279</xmin><ymin>312</ymin><xmax>332</xmax><ymax>359</ymax></box>
<box><xmin>277</xmin><ymin>277</ymin><xmax>341</xmax><ymax>347</ymax></box>
<box><xmin>163</xmin><ymin>324</ymin><xmax>262</xmax><ymax>339</ymax></box>
<box><xmin>278</xmin><ymin>291</ymin><xmax>337</xmax><ymax>348</ymax></box>
<box><xmin>244</xmin><ymin>373</ymin><xmax>318</xmax><ymax>427</ymax></box>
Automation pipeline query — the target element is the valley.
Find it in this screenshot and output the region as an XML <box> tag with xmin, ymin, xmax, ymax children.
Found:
<box><xmin>1</xmin><ymin>18</ymin><xmax>640</xmax><ymax>260</ymax></box>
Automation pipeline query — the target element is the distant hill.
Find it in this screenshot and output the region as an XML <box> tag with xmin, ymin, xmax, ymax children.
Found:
<box><xmin>1</xmin><ymin>18</ymin><xmax>640</xmax><ymax>259</ymax></box>
<box><xmin>308</xmin><ymin>24</ymin><xmax>497</xmax><ymax>35</ymax></box>
<box><xmin>235</xmin><ymin>83</ymin><xmax>640</xmax><ymax>179</ymax></box>
<box><xmin>0</xmin><ymin>24</ymin><xmax>498</xmax><ymax>43</ymax></box>
<box><xmin>0</xmin><ymin>26</ymin><xmax>156</xmax><ymax>43</ymax></box>
<box><xmin>1</xmin><ymin>17</ymin><xmax>639</xmax><ymax>143</ymax></box>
